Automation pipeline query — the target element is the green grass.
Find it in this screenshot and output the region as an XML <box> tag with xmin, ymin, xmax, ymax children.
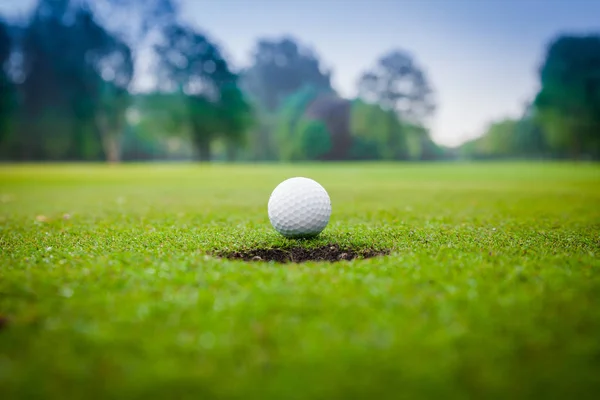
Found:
<box><xmin>1</xmin><ymin>162</ymin><xmax>599</xmax><ymax>399</ymax></box>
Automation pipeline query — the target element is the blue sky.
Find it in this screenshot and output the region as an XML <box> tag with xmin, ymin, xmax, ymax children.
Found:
<box><xmin>1</xmin><ymin>0</ymin><xmax>599</xmax><ymax>146</ymax></box>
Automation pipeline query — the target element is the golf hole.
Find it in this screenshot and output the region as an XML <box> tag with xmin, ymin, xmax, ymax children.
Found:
<box><xmin>218</xmin><ymin>244</ymin><xmax>390</xmax><ymax>264</ymax></box>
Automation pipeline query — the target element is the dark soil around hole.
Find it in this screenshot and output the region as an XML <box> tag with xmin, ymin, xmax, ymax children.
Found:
<box><xmin>219</xmin><ymin>244</ymin><xmax>390</xmax><ymax>263</ymax></box>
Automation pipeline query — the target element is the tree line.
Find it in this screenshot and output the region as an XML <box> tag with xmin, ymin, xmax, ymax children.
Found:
<box><xmin>461</xmin><ymin>35</ymin><xmax>600</xmax><ymax>161</ymax></box>
<box><xmin>0</xmin><ymin>0</ymin><xmax>598</xmax><ymax>162</ymax></box>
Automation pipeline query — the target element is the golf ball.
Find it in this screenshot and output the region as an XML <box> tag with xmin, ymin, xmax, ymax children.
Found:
<box><xmin>268</xmin><ymin>177</ymin><xmax>332</xmax><ymax>238</ymax></box>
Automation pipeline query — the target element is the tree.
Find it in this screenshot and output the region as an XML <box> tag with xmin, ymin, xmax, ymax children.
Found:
<box><xmin>75</xmin><ymin>0</ymin><xmax>179</xmax><ymax>159</ymax></box>
<box><xmin>1</xmin><ymin>0</ymin><xmax>181</xmax><ymax>162</ymax></box>
<box><xmin>358</xmin><ymin>50</ymin><xmax>435</xmax><ymax>121</ymax></box>
<box><xmin>404</xmin><ymin>122</ymin><xmax>441</xmax><ymax>161</ymax></box>
<box><xmin>218</xmin><ymin>84</ymin><xmax>255</xmax><ymax>161</ymax></box>
<box><xmin>9</xmin><ymin>0</ymin><xmax>134</xmax><ymax>161</ymax></box>
<box><xmin>303</xmin><ymin>93</ymin><xmax>351</xmax><ymax>160</ymax></box>
<box><xmin>349</xmin><ymin>99</ymin><xmax>394</xmax><ymax>160</ymax></box>
<box><xmin>458</xmin><ymin>114</ymin><xmax>548</xmax><ymax>160</ymax></box>
<box><xmin>154</xmin><ymin>23</ymin><xmax>251</xmax><ymax>161</ymax></box>
<box><xmin>458</xmin><ymin>119</ymin><xmax>520</xmax><ymax>160</ymax></box>
<box><xmin>0</xmin><ymin>18</ymin><xmax>15</xmax><ymax>146</ymax></box>
<box><xmin>298</xmin><ymin>119</ymin><xmax>332</xmax><ymax>160</ymax></box>
<box><xmin>534</xmin><ymin>35</ymin><xmax>600</xmax><ymax>160</ymax></box>
<box><xmin>275</xmin><ymin>85</ymin><xmax>327</xmax><ymax>161</ymax></box>
<box><xmin>16</xmin><ymin>0</ymin><xmax>94</xmax><ymax>160</ymax></box>
<box><xmin>513</xmin><ymin>103</ymin><xmax>548</xmax><ymax>158</ymax></box>
<box><xmin>90</xmin><ymin>0</ymin><xmax>177</xmax><ymax>45</ymax></box>
<box><xmin>122</xmin><ymin>93</ymin><xmax>194</xmax><ymax>161</ymax></box>
<box><xmin>243</xmin><ymin>37</ymin><xmax>333</xmax><ymax>112</ymax></box>
<box><xmin>242</xmin><ymin>37</ymin><xmax>334</xmax><ymax>160</ymax></box>
<box><xmin>93</xmin><ymin>37</ymin><xmax>134</xmax><ymax>163</ymax></box>
<box><xmin>276</xmin><ymin>85</ymin><xmax>435</xmax><ymax>162</ymax></box>
<box><xmin>357</xmin><ymin>50</ymin><xmax>435</xmax><ymax>160</ymax></box>
<box><xmin>484</xmin><ymin>119</ymin><xmax>521</xmax><ymax>157</ymax></box>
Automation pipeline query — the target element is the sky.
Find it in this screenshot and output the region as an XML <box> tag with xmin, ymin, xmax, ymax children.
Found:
<box><xmin>1</xmin><ymin>0</ymin><xmax>599</xmax><ymax>146</ymax></box>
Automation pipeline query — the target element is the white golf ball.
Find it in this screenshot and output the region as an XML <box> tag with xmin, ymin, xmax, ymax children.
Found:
<box><xmin>268</xmin><ymin>177</ymin><xmax>332</xmax><ymax>238</ymax></box>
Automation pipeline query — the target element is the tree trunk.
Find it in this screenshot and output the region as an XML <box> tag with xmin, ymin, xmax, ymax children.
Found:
<box><xmin>102</xmin><ymin>134</ymin><xmax>121</xmax><ymax>164</ymax></box>
<box><xmin>96</xmin><ymin>114</ymin><xmax>121</xmax><ymax>164</ymax></box>
<box><xmin>255</xmin><ymin>127</ymin><xmax>269</xmax><ymax>161</ymax></box>
<box><xmin>195</xmin><ymin>135</ymin><xmax>211</xmax><ymax>162</ymax></box>
<box><xmin>226</xmin><ymin>141</ymin><xmax>237</xmax><ymax>162</ymax></box>
<box><xmin>571</xmin><ymin>128</ymin><xmax>582</xmax><ymax>161</ymax></box>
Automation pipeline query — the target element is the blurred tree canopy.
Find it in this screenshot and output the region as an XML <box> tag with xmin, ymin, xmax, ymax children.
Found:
<box><xmin>354</xmin><ymin>49</ymin><xmax>436</xmax><ymax>160</ymax></box>
<box><xmin>3</xmin><ymin>0</ymin><xmax>133</xmax><ymax>161</ymax></box>
<box><xmin>154</xmin><ymin>23</ymin><xmax>253</xmax><ymax>161</ymax></box>
<box><xmin>534</xmin><ymin>35</ymin><xmax>600</xmax><ymax>160</ymax></box>
<box><xmin>0</xmin><ymin>18</ymin><xmax>15</xmax><ymax>145</ymax></box>
<box><xmin>243</xmin><ymin>37</ymin><xmax>333</xmax><ymax>113</ymax></box>
<box><xmin>348</xmin><ymin>99</ymin><xmax>443</xmax><ymax>161</ymax></box>
<box><xmin>0</xmin><ymin>0</ymin><xmax>139</xmax><ymax>161</ymax></box>
<box><xmin>270</xmin><ymin>48</ymin><xmax>442</xmax><ymax>162</ymax></box>
<box><xmin>275</xmin><ymin>85</ymin><xmax>332</xmax><ymax>161</ymax></box>
<box><xmin>242</xmin><ymin>37</ymin><xmax>334</xmax><ymax>161</ymax></box>
<box><xmin>0</xmin><ymin>0</ymin><xmax>251</xmax><ymax>162</ymax></box>
<box><xmin>460</xmin><ymin>34</ymin><xmax>600</xmax><ymax>161</ymax></box>
<box><xmin>121</xmin><ymin>93</ymin><xmax>194</xmax><ymax>160</ymax></box>
<box><xmin>358</xmin><ymin>50</ymin><xmax>435</xmax><ymax>123</ymax></box>
<box><xmin>94</xmin><ymin>0</ymin><xmax>177</xmax><ymax>45</ymax></box>
<box><xmin>458</xmin><ymin>108</ymin><xmax>549</xmax><ymax>160</ymax></box>
<box><xmin>0</xmin><ymin>1</ymin><xmax>596</xmax><ymax>163</ymax></box>
<box><xmin>349</xmin><ymin>99</ymin><xmax>398</xmax><ymax>160</ymax></box>
<box><xmin>274</xmin><ymin>85</ymin><xmax>443</xmax><ymax>162</ymax></box>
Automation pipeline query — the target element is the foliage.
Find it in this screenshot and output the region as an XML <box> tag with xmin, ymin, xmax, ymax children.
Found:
<box><xmin>1</xmin><ymin>4</ymin><xmax>597</xmax><ymax>163</ymax></box>
<box><xmin>460</xmin><ymin>119</ymin><xmax>521</xmax><ymax>159</ymax></box>
<box><xmin>133</xmin><ymin>93</ymin><xmax>190</xmax><ymax>139</ymax></box>
<box><xmin>513</xmin><ymin>106</ymin><xmax>548</xmax><ymax>157</ymax></box>
<box><xmin>275</xmin><ymin>85</ymin><xmax>323</xmax><ymax>161</ymax></box>
<box><xmin>404</xmin><ymin>121</ymin><xmax>443</xmax><ymax>161</ymax></box>
<box><xmin>1</xmin><ymin>0</ymin><xmax>134</xmax><ymax>161</ymax></box>
<box><xmin>120</xmin><ymin>123</ymin><xmax>194</xmax><ymax>161</ymax></box>
<box><xmin>243</xmin><ymin>37</ymin><xmax>333</xmax><ymax>113</ymax></box>
<box><xmin>0</xmin><ymin>0</ymin><xmax>253</xmax><ymax>163</ymax></box>
<box><xmin>459</xmin><ymin>105</ymin><xmax>550</xmax><ymax>160</ymax></box>
<box><xmin>218</xmin><ymin>84</ymin><xmax>256</xmax><ymax>150</ymax></box>
<box><xmin>484</xmin><ymin>119</ymin><xmax>521</xmax><ymax>157</ymax></box>
<box><xmin>91</xmin><ymin>0</ymin><xmax>177</xmax><ymax>45</ymax></box>
<box><xmin>0</xmin><ymin>18</ymin><xmax>15</xmax><ymax>145</ymax></box>
<box><xmin>242</xmin><ymin>37</ymin><xmax>334</xmax><ymax>161</ymax></box>
<box><xmin>358</xmin><ymin>49</ymin><xmax>435</xmax><ymax>123</ymax></box>
<box><xmin>276</xmin><ymin>92</ymin><xmax>435</xmax><ymax>162</ymax></box>
<box><xmin>355</xmin><ymin>50</ymin><xmax>436</xmax><ymax>160</ymax></box>
<box><xmin>349</xmin><ymin>99</ymin><xmax>391</xmax><ymax>159</ymax></box>
<box><xmin>349</xmin><ymin>99</ymin><xmax>410</xmax><ymax>160</ymax></box>
<box><xmin>122</xmin><ymin>93</ymin><xmax>195</xmax><ymax>160</ymax></box>
<box><xmin>154</xmin><ymin>23</ymin><xmax>252</xmax><ymax>161</ymax></box>
<box><xmin>294</xmin><ymin>119</ymin><xmax>332</xmax><ymax>161</ymax></box>
<box><xmin>534</xmin><ymin>35</ymin><xmax>600</xmax><ymax>159</ymax></box>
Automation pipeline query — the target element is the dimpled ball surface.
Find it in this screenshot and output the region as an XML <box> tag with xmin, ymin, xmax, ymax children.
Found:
<box><xmin>268</xmin><ymin>177</ymin><xmax>332</xmax><ymax>238</ymax></box>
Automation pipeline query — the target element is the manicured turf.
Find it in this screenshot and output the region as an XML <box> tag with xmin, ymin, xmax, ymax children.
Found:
<box><xmin>1</xmin><ymin>162</ymin><xmax>599</xmax><ymax>399</ymax></box>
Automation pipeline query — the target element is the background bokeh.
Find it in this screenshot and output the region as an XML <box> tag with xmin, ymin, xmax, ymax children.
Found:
<box><xmin>0</xmin><ymin>0</ymin><xmax>598</xmax><ymax>163</ymax></box>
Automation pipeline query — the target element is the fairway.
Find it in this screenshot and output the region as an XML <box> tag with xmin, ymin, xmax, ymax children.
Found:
<box><xmin>1</xmin><ymin>162</ymin><xmax>599</xmax><ymax>399</ymax></box>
